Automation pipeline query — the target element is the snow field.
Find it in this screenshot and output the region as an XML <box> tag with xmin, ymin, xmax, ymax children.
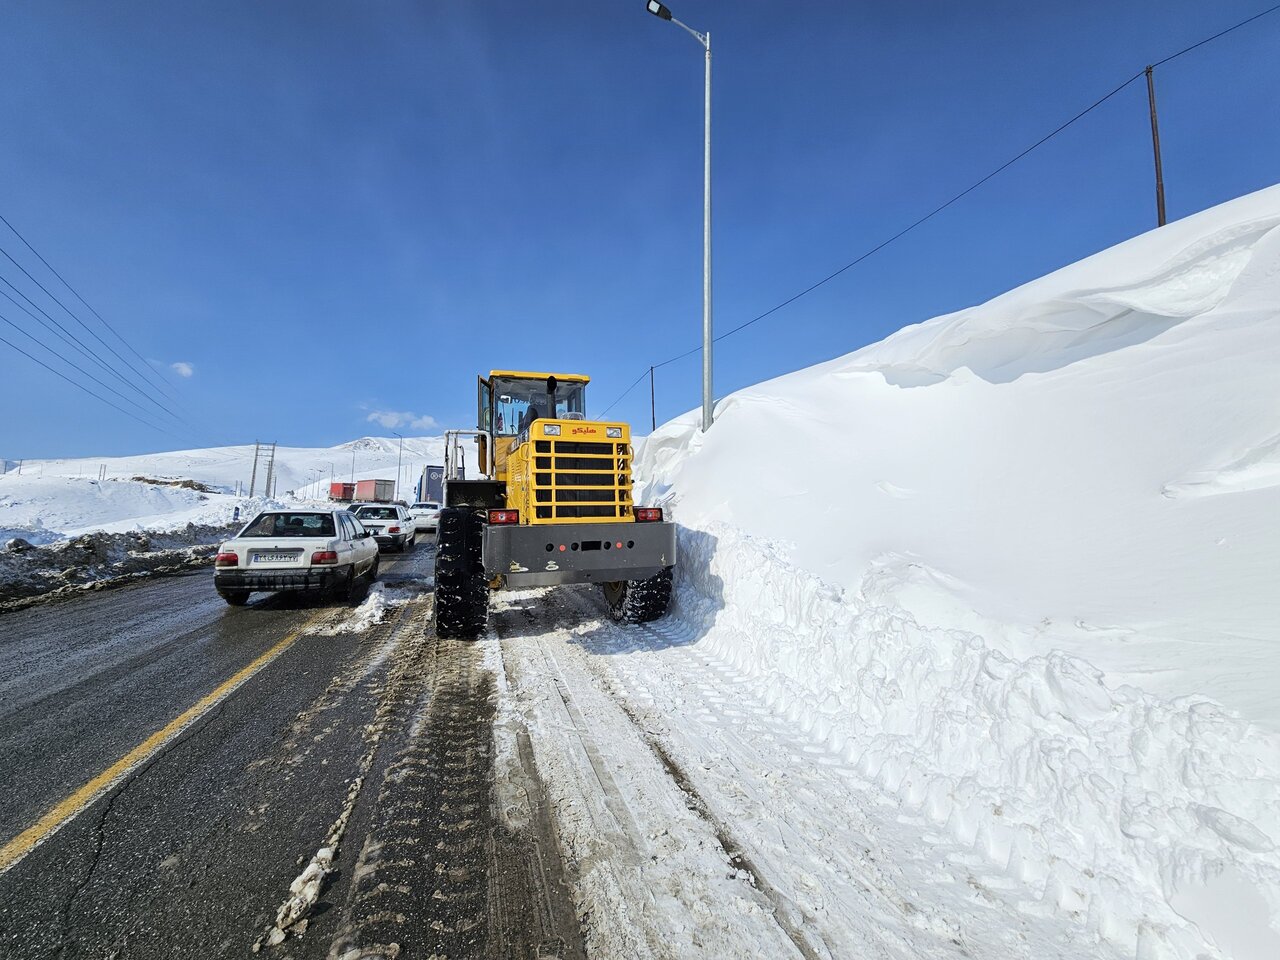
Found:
<box><xmin>0</xmin><ymin>435</ymin><xmax>446</xmax><ymax>543</ymax></box>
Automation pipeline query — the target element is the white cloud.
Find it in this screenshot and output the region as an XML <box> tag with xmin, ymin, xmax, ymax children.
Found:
<box><xmin>366</xmin><ymin>410</ymin><xmax>438</xmax><ymax>431</ymax></box>
<box><xmin>170</xmin><ymin>361</ymin><xmax>195</xmax><ymax>378</ymax></box>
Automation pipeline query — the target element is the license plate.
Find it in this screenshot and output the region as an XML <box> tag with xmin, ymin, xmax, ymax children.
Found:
<box><xmin>253</xmin><ymin>553</ymin><xmax>298</xmax><ymax>564</ymax></box>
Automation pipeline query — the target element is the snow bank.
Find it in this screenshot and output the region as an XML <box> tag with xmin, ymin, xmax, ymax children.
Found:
<box><xmin>675</xmin><ymin>524</ymin><xmax>1280</xmax><ymax>958</ymax></box>
<box><xmin>638</xmin><ymin>184</ymin><xmax>1280</xmax><ymax>958</ymax></box>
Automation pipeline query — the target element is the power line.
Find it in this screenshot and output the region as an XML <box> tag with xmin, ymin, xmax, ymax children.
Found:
<box><xmin>600</xmin><ymin>3</ymin><xmax>1280</xmax><ymax>419</ymax></box>
<box><xmin>0</xmin><ymin>214</ymin><xmax>243</xmax><ymax>449</ymax></box>
<box><xmin>0</xmin><ymin>211</ymin><xmax>184</xmax><ymax>402</ymax></box>
<box><xmin>0</xmin><ymin>305</ymin><xmax>181</xmax><ymax>425</ymax></box>
<box><xmin>0</xmin><ymin>242</ymin><xmax>188</xmax><ymax>426</ymax></box>
<box><xmin>1151</xmin><ymin>1</ymin><xmax>1280</xmax><ymax>67</ymax></box>
<box><xmin>0</xmin><ymin>330</ymin><xmax>187</xmax><ymax>441</ymax></box>
<box><xmin>0</xmin><ymin>270</ymin><xmax>184</xmax><ymax>425</ymax></box>
<box><xmin>599</xmin><ymin>368</ymin><xmax>651</xmax><ymax>417</ymax></box>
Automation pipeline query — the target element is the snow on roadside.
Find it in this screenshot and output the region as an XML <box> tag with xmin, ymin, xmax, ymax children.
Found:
<box><xmin>673</xmin><ymin>523</ymin><xmax>1280</xmax><ymax>958</ymax></box>
<box><xmin>306</xmin><ymin>582</ymin><xmax>426</xmax><ymax>637</ymax></box>
<box><xmin>636</xmin><ymin>185</ymin><xmax>1280</xmax><ymax>959</ymax></box>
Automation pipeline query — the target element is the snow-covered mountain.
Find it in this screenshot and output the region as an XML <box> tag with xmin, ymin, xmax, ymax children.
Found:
<box><xmin>638</xmin><ymin>184</ymin><xmax>1280</xmax><ymax>959</ymax></box>
<box><xmin>0</xmin><ymin>436</ymin><xmax>447</xmax><ymax>542</ymax></box>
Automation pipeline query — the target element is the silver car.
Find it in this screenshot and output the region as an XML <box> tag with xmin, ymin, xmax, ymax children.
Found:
<box><xmin>214</xmin><ymin>509</ymin><xmax>379</xmax><ymax>605</ymax></box>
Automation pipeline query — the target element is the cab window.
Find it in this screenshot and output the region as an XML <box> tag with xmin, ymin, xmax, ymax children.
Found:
<box><xmin>491</xmin><ymin>377</ymin><xmax>587</xmax><ymax>436</ymax></box>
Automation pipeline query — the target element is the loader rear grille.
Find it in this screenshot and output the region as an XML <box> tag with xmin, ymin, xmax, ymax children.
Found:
<box><xmin>531</xmin><ymin>440</ymin><xmax>632</xmax><ymax>521</ymax></box>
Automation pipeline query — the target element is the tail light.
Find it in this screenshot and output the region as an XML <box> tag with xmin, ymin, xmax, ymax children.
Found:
<box><xmin>634</xmin><ymin>508</ymin><xmax>663</xmax><ymax>523</ymax></box>
<box><xmin>488</xmin><ymin>509</ymin><xmax>519</xmax><ymax>525</ymax></box>
<box><xmin>311</xmin><ymin>550</ymin><xmax>339</xmax><ymax>565</ymax></box>
<box><xmin>387</xmin><ymin>526</ymin><xmax>401</xmax><ymax>534</ymax></box>
<box><xmin>215</xmin><ymin>551</ymin><xmax>239</xmax><ymax>567</ymax></box>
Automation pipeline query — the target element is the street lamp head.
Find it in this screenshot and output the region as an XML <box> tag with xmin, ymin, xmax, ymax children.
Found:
<box><xmin>646</xmin><ymin>1</ymin><xmax>673</xmax><ymax>21</ymax></box>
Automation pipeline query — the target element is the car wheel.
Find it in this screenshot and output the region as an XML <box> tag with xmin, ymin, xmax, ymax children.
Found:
<box><xmin>366</xmin><ymin>555</ymin><xmax>380</xmax><ymax>584</ymax></box>
<box><xmin>218</xmin><ymin>589</ymin><xmax>250</xmax><ymax>606</ymax></box>
<box><xmin>340</xmin><ymin>566</ymin><xmax>363</xmax><ymax>605</ymax></box>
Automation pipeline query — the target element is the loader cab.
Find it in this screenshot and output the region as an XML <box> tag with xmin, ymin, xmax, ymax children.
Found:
<box><xmin>479</xmin><ymin>372</ymin><xmax>588</xmax><ymax>438</ymax></box>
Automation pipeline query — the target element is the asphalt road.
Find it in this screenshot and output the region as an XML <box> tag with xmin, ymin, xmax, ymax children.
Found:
<box><xmin>0</xmin><ymin>536</ymin><xmax>582</xmax><ymax>960</ymax></box>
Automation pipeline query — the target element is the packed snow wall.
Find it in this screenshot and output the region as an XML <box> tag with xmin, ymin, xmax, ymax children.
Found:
<box><xmin>638</xmin><ymin>184</ymin><xmax>1280</xmax><ymax>959</ymax></box>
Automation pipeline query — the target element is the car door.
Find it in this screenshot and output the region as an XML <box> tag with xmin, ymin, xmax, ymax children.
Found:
<box><xmin>340</xmin><ymin>514</ymin><xmax>367</xmax><ymax>573</ymax></box>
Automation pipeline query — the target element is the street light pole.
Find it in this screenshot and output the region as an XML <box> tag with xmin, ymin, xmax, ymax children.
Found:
<box><xmin>646</xmin><ymin>1</ymin><xmax>713</xmax><ymax>432</ymax></box>
<box><xmin>393</xmin><ymin>432</ymin><xmax>404</xmax><ymax>502</ymax></box>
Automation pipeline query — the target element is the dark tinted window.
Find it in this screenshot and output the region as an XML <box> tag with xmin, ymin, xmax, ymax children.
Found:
<box><xmin>241</xmin><ymin>513</ymin><xmax>336</xmax><ymax>538</ymax></box>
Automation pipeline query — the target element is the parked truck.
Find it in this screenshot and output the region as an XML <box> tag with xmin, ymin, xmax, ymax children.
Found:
<box><xmin>354</xmin><ymin>479</ymin><xmax>395</xmax><ymax>503</ymax></box>
<box><xmin>417</xmin><ymin>465</ymin><xmax>445</xmax><ymax>504</ymax></box>
<box><xmin>328</xmin><ymin>481</ymin><xmax>356</xmax><ymax>501</ymax></box>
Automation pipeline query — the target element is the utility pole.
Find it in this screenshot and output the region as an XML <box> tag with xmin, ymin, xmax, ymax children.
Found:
<box><xmin>649</xmin><ymin>366</ymin><xmax>657</xmax><ymax>432</ymax></box>
<box><xmin>350</xmin><ymin>447</ymin><xmax>356</xmax><ymax>484</ymax></box>
<box><xmin>248</xmin><ymin>441</ymin><xmax>261</xmax><ymax>497</ymax></box>
<box><xmin>1145</xmin><ymin>65</ymin><xmax>1167</xmax><ymax>228</ymax></box>
<box><xmin>263</xmin><ymin>442</ymin><xmax>277</xmax><ymax>499</ymax></box>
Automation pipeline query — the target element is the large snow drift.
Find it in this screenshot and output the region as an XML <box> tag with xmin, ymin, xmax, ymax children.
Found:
<box><xmin>639</xmin><ymin>185</ymin><xmax>1280</xmax><ymax>959</ymax></box>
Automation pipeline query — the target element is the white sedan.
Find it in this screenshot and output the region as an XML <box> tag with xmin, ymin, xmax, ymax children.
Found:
<box><xmin>214</xmin><ymin>509</ymin><xmax>379</xmax><ymax>605</ymax></box>
<box><xmin>408</xmin><ymin>501</ymin><xmax>442</xmax><ymax>533</ymax></box>
<box><xmin>353</xmin><ymin>503</ymin><xmax>417</xmax><ymax>551</ymax></box>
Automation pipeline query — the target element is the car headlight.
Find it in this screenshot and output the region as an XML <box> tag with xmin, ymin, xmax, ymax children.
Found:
<box><xmin>605</xmin><ymin>427</ymin><xmax>622</xmax><ymax>438</ymax></box>
<box><xmin>543</xmin><ymin>424</ymin><xmax>561</xmax><ymax>436</ymax></box>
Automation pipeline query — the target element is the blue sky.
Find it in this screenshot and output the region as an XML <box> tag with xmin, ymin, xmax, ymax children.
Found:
<box><xmin>1</xmin><ymin>0</ymin><xmax>1277</xmax><ymax>459</ymax></box>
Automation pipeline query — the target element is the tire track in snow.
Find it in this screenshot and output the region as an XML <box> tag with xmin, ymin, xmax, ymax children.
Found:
<box><xmin>493</xmin><ymin>589</ymin><xmax>808</xmax><ymax>960</ymax></box>
<box><xmin>511</xmin><ymin>585</ymin><xmax>1126</xmax><ymax>960</ymax></box>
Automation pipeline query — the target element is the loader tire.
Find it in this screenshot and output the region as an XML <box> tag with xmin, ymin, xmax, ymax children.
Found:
<box><xmin>434</xmin><ymin>507</ymin><xmax>488</xmax><ymax>639</ymax></box>
<box><xmin>602</xmin><ymin>566</ymin><xmax>673</xmax><ymax>624</ymax></box>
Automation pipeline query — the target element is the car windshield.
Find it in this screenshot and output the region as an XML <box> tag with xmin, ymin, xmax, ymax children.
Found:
<box><xmin>240</xmin><ymin>513</ymin><xmax>335</xmax><ymax>538</ymax></box>
<box><xmin>411</xmin><ymin>503</ymin><xmax>439</xmax><ymax>510</ymax></box>
<box><xmin>356</xmin><ymin>507</ymin><xmax>398</xmax><ymax>520</ymax></box>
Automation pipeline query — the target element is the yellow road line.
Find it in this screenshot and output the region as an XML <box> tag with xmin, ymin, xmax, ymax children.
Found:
<box><xmin>0</xmin><ymin>610</ymin><xmax>324</xmax><ymax>874</ymax></box>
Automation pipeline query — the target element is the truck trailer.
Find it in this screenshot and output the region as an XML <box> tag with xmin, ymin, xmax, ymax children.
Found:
<box><xmin>354</xmin><ymin>479</ymin><xmax>395</xmax><ymax>503</ymax></box>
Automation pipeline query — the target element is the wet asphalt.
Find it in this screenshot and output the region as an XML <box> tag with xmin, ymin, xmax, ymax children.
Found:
<box><xmin>0</xmin><ymin>538</ymin><xmax>436</xmax><ymax>959</ymax></box>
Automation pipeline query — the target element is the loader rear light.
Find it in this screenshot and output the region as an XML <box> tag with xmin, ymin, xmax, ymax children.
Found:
<box><xmin>215</xmin><ymin>552</ymin><xmax>238</xmax><ymax>567</ymax></box>
<box><xmin>311</xmin><ymin>550</ymin><xmax>339</xmax><ymax>565</ymax></box>
<box><xmin>488</xmin><ymin>509</ymin><xmax>520</xmax><ymax>525</ymax></box>
<box><xmin>634</xmin><ymin>507</ymin><xmax>663</xmax><ymax>523</ymax></box>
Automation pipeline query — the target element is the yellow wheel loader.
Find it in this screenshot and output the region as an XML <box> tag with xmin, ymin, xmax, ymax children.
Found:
<box><xmin>433</xmin><ymin>371</ymin><xmax>676</xmax><ymax>639</ymax></box>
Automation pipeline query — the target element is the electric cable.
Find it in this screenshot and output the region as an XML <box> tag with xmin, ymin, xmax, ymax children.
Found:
<box><xmin>0</xmin><ymin>307</ymin><xmax>169</xmax><ymax>419</ymax></box>
<box><xmin>0</xmin><ymin>211</ymin><xmax>183</xmax><ymax>402</ymax></box>
<box><xmin>599</xmin><ymin>3</ymin><xmax>1280</xmax><ymax>419</ymax></box>
<box><xmin>0</xmin><ymin>244</ymin><xmax>187</xmax><ymax>425</ymax></box>
<box><xmin>0</xmin><ymin>330</ymin><xmax>187</xmax><ymax>441</ymax></box>
<box><xmin>0</xmin><ymin>273</ymin><xmax>183</xmax><ymax>424</ymax></box>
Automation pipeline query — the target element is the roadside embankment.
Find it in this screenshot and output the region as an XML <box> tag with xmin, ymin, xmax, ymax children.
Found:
<box><xmin>0</xmin><ymin>523</ymin><xmax>236</xmax><ymax>613</ymax></box>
